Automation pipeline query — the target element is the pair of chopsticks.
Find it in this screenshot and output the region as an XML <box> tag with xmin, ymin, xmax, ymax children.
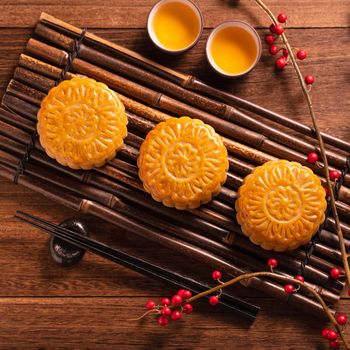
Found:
<box><xmin>15</xmin><ymin>211</ymin><xmax>259</xmax><ymax>320</ymax></box>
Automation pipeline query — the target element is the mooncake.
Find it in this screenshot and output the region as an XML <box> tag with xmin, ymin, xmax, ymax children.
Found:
<box><xmin>236</xmin><ymin>160</ymin><xmax>327</xmax><ymax>251</ymax></box>
<box><xmin>37</xmin><ymin>77</ymin><xmax>127</xmax><ymax>170</ymax></box>
<box><xmin>138</xmin><ymin>117</ymin><xmax>229</xmax><ymax>210</ymax></box>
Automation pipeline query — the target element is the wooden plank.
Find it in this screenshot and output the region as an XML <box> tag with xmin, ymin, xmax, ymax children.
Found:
<box><xmin>0</xmin><ymin>296</ymin><xmax>339</xmax><ymax>349</ymax></box>
<box><xmin>0</xmin><ymin>1</ymin><xmax>348</xmax><ymax>28</ymax></box>
<box><xmin>0</xmin><ymin>12</ymin><xmax>349</xmax><ymax>349</ymax></box>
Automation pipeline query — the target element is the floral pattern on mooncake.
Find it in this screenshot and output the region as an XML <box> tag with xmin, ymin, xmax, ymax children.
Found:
<box><xmin>236</xmin><ymin>160</ymin><xmax>327</xmax><ymax>251</ymax></box>
<box><xmin>37</xmin><ymin>77</ymin><xmax>127</xmax><ymax>170</ymax></box>
<box><xmin>137</xmin><ymin>117</ymin><xmax>229</xmax><ymax>210</ymax></box>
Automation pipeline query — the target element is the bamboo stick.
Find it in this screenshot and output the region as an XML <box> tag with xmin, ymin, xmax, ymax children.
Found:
<box><xmin>0</xmin><ymin>163</ymin><xmax>332</xmax><ymax>316</ymax></box>
<box><xmin>32</xmin><ymin>22</ymin><xmax>348</xmax><ymax>170</ymax></box>
<box><xmin>38</xmin><ymin>12</ymin><xmax>350</xmax><ymax>154</ymax></box>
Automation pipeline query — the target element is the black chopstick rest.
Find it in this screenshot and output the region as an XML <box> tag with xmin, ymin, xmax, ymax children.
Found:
<box><xmin>49</xmin><ymin>217</ymin><xmax>88</xmax><ymax>267</ymax></box>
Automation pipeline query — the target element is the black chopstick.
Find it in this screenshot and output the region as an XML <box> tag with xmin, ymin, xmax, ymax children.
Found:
<box><xmin>16</xmin><ymin>211</ymin><xmax>259</xmax><ymax>320</ymax></box>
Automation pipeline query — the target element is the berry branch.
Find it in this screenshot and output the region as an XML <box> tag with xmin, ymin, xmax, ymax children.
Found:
<box><xmin>137</xmin><ymin>2</ymin><xmax>350</xmax><ymax>349</ymax></box>
<box><xmin>139</xmin><ymin>264</ymin><xmax>349</xmax><ymax>349</ymax></box>
<box><xmin>255</xmin><ymin>0</ymin><xmax>350</xmax><ymax>294</ymax></box>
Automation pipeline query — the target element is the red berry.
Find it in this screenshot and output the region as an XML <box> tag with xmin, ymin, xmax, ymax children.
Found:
<box><xmin>177</xmin><ymin>289</ymin><xmax>185</xmax><ymax>297</ymax></box>
<box><xmin>146</xmin><ymin>300</ymin><xmax>155</xmax><ymax>310</ymax></box>
<box><xmin>265</xmin><ymin>34</ymin><xmax>275</xmax><ymax>45</ymax></box>
<box><xmin>297</xmin><ymin>50</ymin><xmax>307</xmax><ymax>60</ymax></box>
<box><xmin>276</xmin><ymin>56</ymin><xmax>287</xmax><ymax>69</ymax></box>
<box><xmin>269</xmin><ymin>45</ymin><xmax>279</xmax><ymax>55</ymax></box>
<box><xmin>277</xmin><ymin>13</ymin><xmax>287</xmax><ymax>23</ymax></box>
<box><xmin>171</xmin><ymin>310</ymin><xmax>182</xmax><ymax>321</ymax></box>
<box><xmin>322</xmin><ymin>328</ymin><xmax>330</xmax><ymax>339</ymax></box>
<box><xmin>305</xmin><ymin>75</ymin><xmax>315</xmax><ymax>85</ymax></box>
<box><xmin>183</xmin><ymin>303</ymin><xmax>193</xmax><ymax>314</ymax></box>
<box><xmin>269</xmin><ymin>24</ymin><xmax>276</xmax><ymax>34</ymax></box>
<box><xmin>157</xmin><ymin>315</ymin><xmax>169</xmax><ymax>326</ymax></box>
<box><xmin>182</xmin><ymin>290</ymin><xmax>192</xmax><ymax>299</ymax></box>
<box><xmin>284</xmin><ymin>284</ymin><xmax>295</xmax><ymax>294</ymax></box>
<box><xmin>307</xmin><ymin>152</ymin><xmax>318</xmax><ymax>164</ymax></box>
<box><xmin>282</xmin><ymin>48</ymin><xmax>288</xmax><ymax>57</ymax></box>
<box><xmin>336</xmin><ymin>313</ymin><xmax>347</xmax><ymax>325</ymax></box>
<box><xmin>329</xmin><ymin>170</ymin><xmax>341</xmax><ymax>181</ymax></box>
<box><xmin>295</xmin><ymin>275</ymin><xmax>305</xmax><ymax>283</ymax></box>
<box><xmin>161</xmin><ymin>306</ymin><xmax>172</xmax><ymax>316</ymax></box>
<box><xmin>209</xmin><ymin>295</ymin><xmax>220</xmax><ymax>306</ymax></box>
<box><xmin>327</xmin><ymin>330</ymin><xmax>338</xmax><ymax>341</ymax></box>
<box><xmin>330</xmin><ymin>268</ymin><xmax>341</xmax><ymax>279</ymax></box>
<box><xmin>212</xmin><ymin>270</ymin><xmax>222</xmax><ymax>280</ymax></box>
<box><xmin>161</xmin><ymin>297</ymin><xmax>171</xmax><ymax>306</ymax></box>
<box><xmin>267</xmin><ymin>258</ymin><xmax>278</xmax><ymax>268</ymax></box>
<box><xmin>274</xmin><ymin>24</ymin><xmax>285</xmax><ymax>35</ymax></box>
<box><xmin>172</xmin><ymin>294</ymin><xmax>183</xmax><ymax>306</ymax></box>
<box><xmin>324</xmin><ymin>186</ymin><xmax>330</xmax><ymax>197</ymax></box>
<box><xmin>330</xmin><ymin>340</ymin><xmax>340</xmax><ymax>349</ymax></box>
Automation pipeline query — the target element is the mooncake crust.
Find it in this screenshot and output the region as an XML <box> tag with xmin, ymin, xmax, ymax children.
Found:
<box><xmin>137</xmin><ymin>117</ymin><xmax>229</xmax><ymax>210</ymax></box>
<box><xmin>235</xmin><ymin>160</ymin><xmax>327</xmax><ymax>251</ymax></box>
<box><xmin>37</xmin><ymin>77</ymin><xmax>127</xmax><ymax>170</ymax></box>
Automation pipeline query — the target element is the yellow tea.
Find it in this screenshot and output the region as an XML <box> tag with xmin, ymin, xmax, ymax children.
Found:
<box><xmin>151</xmin><ymin>1</ymin><xmax>201</xmax><ymax>51</ymax></box>
<box><xmin>209</xmin><ymin>26</ymin><xmax>258</xmax><ymax>75</ymax></box>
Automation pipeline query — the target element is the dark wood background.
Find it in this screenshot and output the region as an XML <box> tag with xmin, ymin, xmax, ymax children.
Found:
<box><xmin>0</xmin><ymin>1</ymin><xmax>349</xmax><ymax>349</ymax></box>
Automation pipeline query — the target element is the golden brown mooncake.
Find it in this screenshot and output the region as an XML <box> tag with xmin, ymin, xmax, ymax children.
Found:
<box><xmin>37</xmin><ymin>77</ymin><xmax>127</xmax><ymax>170</ymax></box>
<box><xmin>235</xmin><ymin>160</ymin><xmax>327</xmax><ymax>252</ymax></box>
<box><xmin>137</xmin><ymin>117</ymin><xmax>229</xmax><ymax>210</ymax></box>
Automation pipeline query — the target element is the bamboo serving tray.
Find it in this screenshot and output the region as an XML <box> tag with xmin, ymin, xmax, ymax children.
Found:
<box><xmin>1</xmin><ymin>13</ymin><xmax>350</xmax><ymax>317</ymax></box>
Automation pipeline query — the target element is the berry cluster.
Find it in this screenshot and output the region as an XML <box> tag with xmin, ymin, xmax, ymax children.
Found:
<box><xmin>267</xmin><ymin>258</ymin><xmax>304</xmax><ymax>294</ymax></box>
<box><xmin>265</xmin><ymin>13</ymin><xmax>314</xmax><ymax>86</ymax></box>
<box><xmin>146</xmin><ymin>271</ymin><xmax>223</xmax><ymax>326</ymax></box>
<box><xmin>209</xmin><ymin>270</ymin><xmax>223</xmax><ymax>305</ymax></box>
<box><xmin>140</xmin><ymin>258</ymin><xmax>348</xmax><ymax>349</ymax></box>
<box><xmin>306</xmin><ymin>152</ymin><xmax>341</xmax><ymax>197</ymax></box>
<box><xmin>268</xmin><ymin>259</ymin><xmax>347</xmax><ymax>348</ymax></box>
<box><xmin>322</xmin><ymin>312</ymin><xmax>348</xmax><ymax>349</ymax></box>
<box><xmin>327</xmin><ymin>267</ymin><xmax>350</xmax><ymax>298</ymax></box>
<box><xmin>146</xmin><ymin>289</ymin><xmax>193</xmax><ymax>326</ymax></box>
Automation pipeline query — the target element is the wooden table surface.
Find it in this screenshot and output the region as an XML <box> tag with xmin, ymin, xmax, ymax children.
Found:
<box><xmin>0</xmin><ymin>1</ymin><xmax>349</xmax><ymax>349</ymax></box>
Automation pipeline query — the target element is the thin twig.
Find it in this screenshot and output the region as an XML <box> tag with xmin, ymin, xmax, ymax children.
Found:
<box><xmin>129</xmin><ymin>308</ymin><xmax>160</xmax><ymax>321</ymax></box>
<box><xmin>141</xmin><ymin>3</ymin><xmax>350</xmax><ymax>347</ymax></box>
<box><xmin>187</xmin><ymin>272</ymin><xmax>349</xmax><ymax>348</ymax></box>
<box><xmin>253</xmin><ymin>0</ymin><xmax>350</xmax><ymax>304</ymax></box>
